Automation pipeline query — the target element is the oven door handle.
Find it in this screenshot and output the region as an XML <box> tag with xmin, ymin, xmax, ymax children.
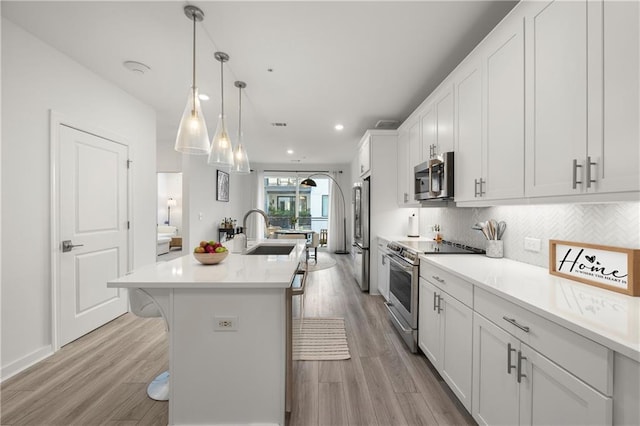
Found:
<box><xmin>386</xmin><ymin>254</ymin><xmax>414</xmax><ymax>273</ymax></box>
<box><xmin>384</xmin><ymin>302</ymin><xmax>413</xmax><ymax>333</ymax></box>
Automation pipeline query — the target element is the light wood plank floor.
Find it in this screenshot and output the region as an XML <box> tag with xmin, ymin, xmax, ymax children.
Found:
<box><xmin>1</xmin><ymin>252</ymin><xmax>475</xmax><ymax>426</ymax></box>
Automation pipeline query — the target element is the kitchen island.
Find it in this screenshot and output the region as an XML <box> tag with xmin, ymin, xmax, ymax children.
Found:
<box><xmin>108</xmin><ymin>240</ymin><xmax>307</xmax><ymax>426</ymax></box>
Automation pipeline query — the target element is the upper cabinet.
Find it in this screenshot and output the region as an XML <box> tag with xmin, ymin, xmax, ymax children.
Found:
<box><xmin>525</xmin><ymin>0</ymin><xmax>639</xmax><ymax>198</ymax></box>
<box><xmin>398</xmin><ymin>0</ymin><xmax>638</xmax><ymax>206</ymax></box>
<box><xmin>358</xmin><ymin>134</ymin><xmax>371</xmax><ymax>177</ymax></box>
<box><xmin>421</xmin><ymin>83</ymin><xmax>455</xmax><ymax>161</ymax></box>
<box><xmin>455</xmin><ymin>11</ymin><xmax>525</xmax><ymax>204</ymax></box>
<box><xmin>397</xmin><ymin>120</ymin><xmax>420</xmax><ymax>207</ymax></box>
<box><xmin>592</xmin><ymin>0</ymin><xmax>639</xmax><ymax>193</ymax></box>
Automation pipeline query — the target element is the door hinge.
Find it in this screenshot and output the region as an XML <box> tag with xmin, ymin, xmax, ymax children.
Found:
<box><xmin>127</xmin><ymin>159</ymin><xmax>133</xmax><ymax>169</ymax></box>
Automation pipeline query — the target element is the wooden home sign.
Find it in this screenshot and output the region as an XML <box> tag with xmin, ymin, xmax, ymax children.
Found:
<box><xmin>550</xmin><ymin>240</ymin><xmax>640</xmax><ymax>297</ymax></box>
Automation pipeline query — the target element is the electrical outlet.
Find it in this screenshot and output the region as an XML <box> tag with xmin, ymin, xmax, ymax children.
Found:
<box><xmin>214</xmin><ymin>316</ymin><xmax>238</xmax><ymax>331</ymax></box>
<box><xmin>524</xmin><ymin>237</ymin><xmax>541</xmax><ymax>252</ymax></box>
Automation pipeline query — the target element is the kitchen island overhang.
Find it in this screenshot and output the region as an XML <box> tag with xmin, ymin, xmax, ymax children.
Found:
<box><xmin>108</xmin><ymin>239</ymin><xmax>307</xmax><ymax>426</ymax></box>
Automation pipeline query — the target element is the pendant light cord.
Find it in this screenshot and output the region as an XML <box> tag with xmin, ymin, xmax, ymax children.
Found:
<box><xmin>191</xmin><ymin>12</ymin><xmax>197</xmax><ymax>113</ymax></box>
<box><xmin>238</xmin><ymin>85</ymin><xmax>242</xmax><ymax>135</ymax></box>
<box><xmin>220</xmin><ymin>59</ymin><xmax>225</xmax><ymax>116</ymax></box>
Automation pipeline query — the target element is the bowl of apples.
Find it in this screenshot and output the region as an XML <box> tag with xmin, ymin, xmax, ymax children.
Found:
<box><xmin>193</xmin><ymin>240</ymin><xmax>229</xmax><ymax>265</ymax></box>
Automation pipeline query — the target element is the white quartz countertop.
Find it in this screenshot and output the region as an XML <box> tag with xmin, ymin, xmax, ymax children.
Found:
<box><xmin>108</xmin><ymin>240</ymin><xmax>306</xmax><ymax>289</ymax></box>
<box><xmin>419</xmin><ymin>254</ymin><xmax>640</xmax><ymax>362</ymax></box>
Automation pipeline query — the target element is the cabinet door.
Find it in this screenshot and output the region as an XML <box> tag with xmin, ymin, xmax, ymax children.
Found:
<box><xmin>421</xmin><ymin>105</ymin><xmax>436</xmax><ymax>160</ymax></box>
<box><xmin>519</xmin><ymin>344</ymin><xmax>612</xmax><ymax>426</ymax></box>
<box><xmin>525</xmin><ymin>0</ymin><xmax>588</xmax><ymax>197</ymax></box>
<box><xmin>377</xmin><ymin>251</ymin><xmax>390</xmax><ymax>301</ymax></box>
<box><xmin>435</xmin><ymin>84</ymin><xmax>455</xmax><ymax>155</ymax></box>
<box><xmin>472</xmin><ymin>313</ymin><xmax>520</xmax><ymax>426</ymax></box>
<box><xmin>440</xmin><ymin>293</ymin><xmax>473</xmax><ymax>411</ymax></box>
<box><xmin>483</xmin><ymin>14</ymin><xmax>525</xmax><ymax>200</ymax></box>
<box><xmin>359</xmin><ymin>135</ymin><xmax>371</xmax><ymax>176</ymax></box>
<box><xmin>588</xmin><ymin>0</ymin><xmax>640</xmax><ymax>193</ymax></box>
<box><xmin>396</xmin><ymin>129</ymin><xmax>411</xmax><ymax>206</ymax></box>
<box><xmin>408</xmin><ymin>118</ymin><xmax>422</xmax><ymax>169</ymax></box>
<box><xmin>418</xmin><ymin>278</ymin><xmax>441</xmax><ymax>368</ymax></box>
<box><xmin>454</xmin><ymin>58</ymin><xmax>483</xmax><ymax>202</ymax></box>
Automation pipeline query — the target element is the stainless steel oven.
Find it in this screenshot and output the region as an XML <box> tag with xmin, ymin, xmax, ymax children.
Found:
<box><xmin>384</xmin><ymin>239</ymin><xmax>484</xmax><ymax>353</ymax></box>
<box><xmin>384</xmin><ymin>246</ymin><xmax>419</xmax><ymax>353</ymax></box>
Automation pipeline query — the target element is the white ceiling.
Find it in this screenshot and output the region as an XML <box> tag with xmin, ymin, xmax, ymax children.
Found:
<box><xmin>2</xmin><ymin>1</ymin><xmax>517</xmax><ymax>165</ymax></box>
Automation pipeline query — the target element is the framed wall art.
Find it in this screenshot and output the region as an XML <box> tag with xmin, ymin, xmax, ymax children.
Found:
<box><xmin>216</xmin><ymin>170</ymin><xmax>229</xmax><ymax>202</ymax></box>
<box><xmin>549</xmin><ymin>240</ymin><xmax>640</xmax><ymax>296</ymax></box>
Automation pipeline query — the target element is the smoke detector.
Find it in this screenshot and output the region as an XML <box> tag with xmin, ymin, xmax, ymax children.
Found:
<box><xmin>123</xmin><ymin>60</ymin><xmax>151</xmax><ymax>74</ymax></box>
<box><xmin>374</xmin><ymin>119</ymin><xmax>399</xmax><ymax>129</ymax></box>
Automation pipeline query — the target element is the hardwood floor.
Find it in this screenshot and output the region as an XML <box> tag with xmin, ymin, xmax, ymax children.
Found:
<box><xmin>1</xmin><ymin>252</ymin><xmax>475</xmax><ymax>426</ymax></box>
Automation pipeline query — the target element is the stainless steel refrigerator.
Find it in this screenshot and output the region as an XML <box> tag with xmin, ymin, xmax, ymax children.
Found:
<box><xmin>352</xmin><ymin>177</ymin><xmax>370</xmax><ymax>291</ymax></box>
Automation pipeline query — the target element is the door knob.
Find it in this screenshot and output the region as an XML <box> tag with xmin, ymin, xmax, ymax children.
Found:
<box><xmin>62</xmin><ymin>240</ymin><xmax>84</xmax><ymax>252</ymax></box>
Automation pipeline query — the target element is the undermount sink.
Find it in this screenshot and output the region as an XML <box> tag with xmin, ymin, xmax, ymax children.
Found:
<box><xmin>244</xmin><ymin>244</ymin><xmax>296</xmax><ymax>256</ymax></box>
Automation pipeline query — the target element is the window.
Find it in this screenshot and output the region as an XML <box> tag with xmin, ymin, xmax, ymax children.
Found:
<box><xmin>263</xmin><ymin>173</ymin><xmax>330</xmax><ymax>233</ymax></box>
<box><xmin>321</xmin><ymin>195</ymin><xmax>328</xmax><ymax>217</ymax></box>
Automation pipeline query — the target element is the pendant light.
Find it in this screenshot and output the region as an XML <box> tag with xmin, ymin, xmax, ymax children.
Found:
<box><xmin>207</xmin><ymin>52</ymin><xmax>234</xmax><ymax>167</ymax></box>
<box><xmin>231</xmin><ymin>81</ymin><xmax>251</xmax><ymax>174</ymax></box>
<box><xmin>175</xmin><ymin>5</ymin><xmax>210</xmax><ymax>155</ymax></box>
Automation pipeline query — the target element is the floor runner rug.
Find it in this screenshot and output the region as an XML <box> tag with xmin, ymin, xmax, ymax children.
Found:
<box><xmin>292</xmin><ymin>317</ymin><xmax>351</xmax><ymax>360</ymax></box>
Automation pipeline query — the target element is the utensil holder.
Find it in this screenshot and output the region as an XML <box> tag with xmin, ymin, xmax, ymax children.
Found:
<box><xmin>486</xmin><ymin>240</ymin><xmax>503</xmax><ymax>258</ymax></box>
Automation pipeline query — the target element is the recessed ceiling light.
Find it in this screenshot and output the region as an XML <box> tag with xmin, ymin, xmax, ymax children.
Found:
<box><xmin>198</xmin><ymin>93</ymin><xmax>210</xmax><ymax>101</ymax></box>
<box><xmin>287</xmin><ymin>149</ymin><xmax>294</xmax><ymax>155</ymax></box>
<box><xmin>334</xmin><ymin>124</ymin><xmax>344</xmax><ymax>131</ymax></box>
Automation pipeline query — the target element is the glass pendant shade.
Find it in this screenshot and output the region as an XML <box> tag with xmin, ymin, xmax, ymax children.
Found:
<box><xmin>175</xmin><ymin>87</ymin><xmax>210</xmax><ymax>154</ymax></box>
<box><xmin>231</xmin><ymin>134</ymin><xmax>251</xmax><ymax>174</ymax></box>
<box><xmin>207</xmin><ymin>113</ymin><xmax>234</xmax><ymax>167</ymax></box>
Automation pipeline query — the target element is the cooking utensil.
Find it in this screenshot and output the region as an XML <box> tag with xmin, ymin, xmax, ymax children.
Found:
<box><xmin>473</xmin><ymin>222</ymin><xmax>490</xmax><ymax>240</ymax></box>
<box><xmin>497</xmin><ymin>221</ymin><xmax>507</xmax><ymax>240</ymax></box>
<box><xmin>488</xmin><ymin>219</ymin><xmax>497</xmax><ymax>240</ymax></box>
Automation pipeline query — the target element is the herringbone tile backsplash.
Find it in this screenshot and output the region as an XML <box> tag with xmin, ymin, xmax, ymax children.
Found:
<box><xmin>418</xmin><ymin>202</ymin><xmax>640</xmax><ymax>268</ymax></box>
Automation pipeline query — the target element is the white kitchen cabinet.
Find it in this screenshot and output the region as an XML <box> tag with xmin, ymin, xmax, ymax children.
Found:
<box><xmin>472</xmin><ymin>312</ymin><xmax>612</xmax><ymax>426</ymax></box>
<box><xmin>524</xmin><ymin>0</ymin><xmax>639</xmax><ymax>198</ymax></box>
<box><xmin>421</xmin><ymin>83</ymin><xmax>455</xmax><ymax>160</ymax></box>
<box><xmin>455</xmin><ymin>13</ymin><xmax>524</xmax><ymax>203</ymax></box>
<box><xmin>418</xmin><ymin>278</ymin><xmax>441</xmax><ymax>366</ymax></box>
<box><xmin>420</xmin><ymin>103</ymin><xmax>436</xmax><ymax>161</ymax></box>
<box><xmin>454</xmin><ymin>57</ymin><xmax>483</xmax><ymax>202</ymax></box>
<box><xmin>588</xmin><ymin>0</ymin><xmax>640</xmax><ymax>194</ymax></box>
<box><xmin>396</xmin><ymin>124</ymin><xmax>419</xmax><ymax>207</ymax></box>
<box><xmin>472</xmin><ymin>313</ymin><xmax>521</xmax><ymax>426</ymax></box>
<box><xmin>524</xmin><ymin>0</ymin><xmax>588</xmax><ymax>197</ymax></box>
<box><xmin>358</xmin><ymin>134</ymin><xmax>371</xmax><ymax>177</ymax></box>
<box><xmin>408</xmin><ymin>116</ymin><xmax>422</xmax><ymax>169</ymax></box>
<box><xmin>519</xmin><ymin>342</ymin><xmax>612</xmax><ymax>426</ymax></box>
<box><xmin>376</xmin><ymin>239</ymin><xmax>390</xmax><ymax>301</ymax></box>
<box><xmin>418</xmin><ymin>275</ymin><xmax>473</xmax><ymax>411</ymax></box>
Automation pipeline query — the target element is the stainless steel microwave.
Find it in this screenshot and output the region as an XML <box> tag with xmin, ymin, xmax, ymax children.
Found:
<box><xmin>414</xmin><ymin>152</ymin><xmax>454</xmax><ymax>201</ymax></box>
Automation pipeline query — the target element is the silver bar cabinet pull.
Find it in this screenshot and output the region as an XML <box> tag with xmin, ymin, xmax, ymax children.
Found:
<box><xmin>586</xmin><ymin>156</ymin><xmax>596</xmax><ymax>188</ymax></box>
<box><xmin>432</xmin><ymin>275</ymin><xmax>445</xmax><ymax>284</ymax></box>
<box><xmin>517</xmin><ymin>351</ymin><xmax>527</xmax><ymax>383</ymax></box>
<box><xmin>433</xmin><ymin>292</ymin><xmax>438</xmax><ymax>311</ymax></box>
<box><xmin>435</xmin><ymin>294</ymin><xmax>443</xmax><ymax>314</ymax></box>
<box><xmin>479</xmin><ymin>178</ymin><xmax>486</xmax><ymax>196</ymax></box>
<box><xmin>502</xmin><ymin>316</ymin><xmax>530</xmax><ymax>333</ymax></box>
<box><xmin>572</xmin><ymin>159</ymin><xmax>583</xmax><ymax>189</ymax></box>
<box><xmin>507</xmin><ymin>343</ymin><xmax>517</xmax><ymax>374</ymax></box>
<box><xmin>474</xmin><ymin>179</ymin><xmax>479</xmax><ymax>197</ymax></box>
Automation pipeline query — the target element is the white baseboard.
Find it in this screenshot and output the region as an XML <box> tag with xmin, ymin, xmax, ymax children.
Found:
<box><xmin>0</xmin><ymin>344</ymin><xmax>54</xmax><ymax>383</ymax></box>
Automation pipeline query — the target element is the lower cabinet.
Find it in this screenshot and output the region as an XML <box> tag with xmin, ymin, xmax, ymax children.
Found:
<box><xmin>377</xmin><ymin>247</ymin><xmax>390</xmax><ymax>301</ymax></box>
<box><xmin>418</xmin><ymin>277</ymin><xmax>473</xmax><ymax>410</ymax></box>
<box><xmin>472</xmin><ymin>312</ymin><xmax>613</xmax><ymax>426</ymax></box>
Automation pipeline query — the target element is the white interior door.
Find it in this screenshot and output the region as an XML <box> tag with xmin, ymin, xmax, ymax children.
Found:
<box><xmin>58</xmin><ymin>124</ymin><xmax>129</xmax><ymax>346</ymax></box>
